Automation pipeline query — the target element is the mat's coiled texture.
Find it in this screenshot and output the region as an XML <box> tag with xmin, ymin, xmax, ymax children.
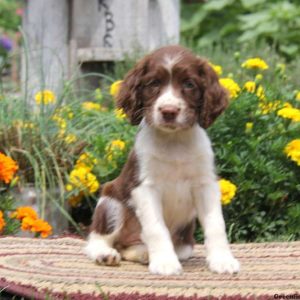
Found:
<box><xmin>0</xmin><ymin>237</ymin><xmax>299</xmax><ymax>299</ymax></box>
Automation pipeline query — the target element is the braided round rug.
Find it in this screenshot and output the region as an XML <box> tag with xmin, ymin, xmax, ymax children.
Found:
<box><xmin>0</xmin><ymin>237</ymin><xmax>299</xmax><ymax>300</ymax></box>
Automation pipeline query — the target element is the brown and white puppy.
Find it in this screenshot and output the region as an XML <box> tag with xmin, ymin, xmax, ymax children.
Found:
<box><xmin>85</xmin><ymin>45</ymin><xmax>240</xmax><ymax>275</ymax></box>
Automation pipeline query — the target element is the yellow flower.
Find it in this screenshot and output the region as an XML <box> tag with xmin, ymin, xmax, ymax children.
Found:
<box><xmin>259</xmin><ymin>100</ymin><xmax>281</xmax><ymax>115</ymax></box>
<box><xmin>55</xmin><ymin>106</ymin><xmax>74</xmax><ymax>119</ymax></box>
<box><xmin>219</xmin><ymin>179</ymin><xmax>237</xmax><ymax>205</ymax></box>
<box><xmin>241</xmin><ymin>58</ymin><xmax>269</xmax><ymax>70</ymax></box>
<box><xmin>219</xmin><ymin>78</ymin><xmax>241</xmax><ymax>99</ymax></box>
<box><xmin>0</xmin><ymin>210</ymin><xmax>6</xmax><ymax>232</ymax></box>
<box><xmin>75</xmin><ymin>153</ymin><xmax>98</xmax><ymax>170</ymax></box>
<box><xmin>23</xmin><ymin>122</ymin><xmax>35</xmax><ymax>129</ymax></box>
<box><xmin>68</xmin><ymin>192</ymin><xmax>84</xmax><ymax>207</ymax></box>
<box><xmin>110</xmin><ymin>80</ymin><xmax>123</xmax><ymax>98</ymax></box>
<box><xmin>243</xmin><ymin>81</ymin><xmax>265</xmax><ymax>99</ymax></box>
<box><xmin>243</xmin><ymin>81</ymin><xmax>256</xmax><ymax>93</ymax></box>
<box><xmin>11</xmin><ymin>206</ymin><xmax>38</xmax><ymax>221</ymax></box>
<box><xmin>295</xmin><ymin>91</ymin><xmax>300</xmax><ymax>101</ymax></box>
<box><xmin>109</xmin><ymin>139</ymin><xmax>125</xmax><ymax>151</ymax></box>
<box><xmin>52</xmin><ymin>115</ymin><xmax>67</xmax><ymax>129</ymax></box>
<box><xmin>245</xmin><ymin>122</ymin><xmax>253</xmax><ymax>133</ymax></box>
<box><xmin>114</xmin><ymin>108</ymin><xmax>127</xmax><ymax>120</ymax></box>
<box><xmin>284</xmin><ymin>140</ymin><xmax>300</xmax><ymax>166</ymax></box>
<box><xmin>255</xmin><ymin>74</ymin><xmax>263</xmax><ymax>81</ymax></box>
<box><xmin>82</xmin><ymin>101</ymin><xmax>102</xmax><ymax>111</ymax></box>
<box><xmin>64</xmin><ymin>134</ymin><xmax>77</xmax><ymax>144</ymax></box>
<box><xmin>256</xmin><ymin>85</ymin><xmax>266</xmax><ymax>101</ymax></box>
<box><xmin>0</xmin><ymin>152</ymin><xmax>18</xmax><ymax>184</ymax></box>
<box><xmin>35</xmin><ymin>90</ymin><xmax>56</xmax><ymax>105</ymax></box>
<box><xmin>277</xmin><ymin>107</ymin><xmax>300</xmax><ymax>122</ymax></box>
<box><xmin>209</xmin><ymin>63</ymin><xmax>223</xmax><ymax>76</ymax></box>
<box><xmin>65</xmin><ymin>184</ymin><xmax>73</xmax><ymax>192</ymax></box>
<box><xmin>106</xmin><ymin>139</ymin><xmax>126</xmax><ymax>162</ymax></box>
<box><xmin>283</xmin><ymin>102</ymin><xmax>292</xmax><ymax>109</ymax></box>
<box><xmin>68</xmin><ymin>167</ymin><xmax>100</xmax><ymax>194</ymax></box>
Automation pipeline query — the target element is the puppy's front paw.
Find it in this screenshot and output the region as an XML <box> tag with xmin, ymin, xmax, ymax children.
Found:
<box><xmin>207</xmin><ymin>251</ymin><xmax>240</xmax><ymax>274</ymax></box>
<box><xmin>149</xmin><ymin>255</ymin><xmax>182</xmax><ymax>275</ymax></box>
<box><xmin>84</xmin><ymin>243</ymin><xmax>121</xmax><ymax>266</ymax></box>
<box><xmin>95</xmin><ymin>247</ymin><xmax>121</xmax><ymax>266</ymax></box>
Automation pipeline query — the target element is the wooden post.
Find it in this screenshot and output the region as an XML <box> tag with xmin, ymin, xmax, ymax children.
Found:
<box><xmin>72</xmin><ymin>0</ymin><xmax>180</xmax><ymax>63</ymax></box>
<box><xmin>22</xmin><ymin>0</ymin><xmax>180</xmax><ymax>96</ymax></box>
<box><xmin>22</xmin><ymin>0</ymin><xmax>69</xmax><ymax>101</ymax></box>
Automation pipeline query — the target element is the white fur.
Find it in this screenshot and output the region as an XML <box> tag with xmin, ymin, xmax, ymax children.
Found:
<box><xmin>175</xmin><ymin>244</ymin><xmax>194</xmax><ymax>261</ymax></box>
<box><xmin>163</xmin><ymin>54</ymin><xmax>182</xmax><ymax>74</ymax></box>
<box><xmin>85</xmin><ymin>197</ymin><xmax>123</xmax><ymax>265</ymax></box>
<box><xmin>153</xmin><ymin>85</ymin><xmax>187</xmax><ymax>129</ymax></box>
<box><xmin>84</xmin><ymin>232</ymin><xmax>121</xmax><ymax>264</ymax></box>
<box><xmin>130</xmin><ymin>122</ymin><xmax>240</xmax><ymax>275</ymax></box>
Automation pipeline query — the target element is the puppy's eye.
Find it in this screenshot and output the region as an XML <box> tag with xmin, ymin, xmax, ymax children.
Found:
<box><xmin>146</xmin><ymin>79</ymin><xmax>161</xmax><ymax>88</ymax></box>
<box><xmin>183</xmin><ymin>79</ymin><xmax>196</xmax><ymax>90</ymax></box>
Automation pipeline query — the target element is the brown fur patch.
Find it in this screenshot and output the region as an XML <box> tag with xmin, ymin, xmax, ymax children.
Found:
<box><xmin>90</xmin><ymin>150</ymin><xmax>142</xmax><ymax>248</ymax></box>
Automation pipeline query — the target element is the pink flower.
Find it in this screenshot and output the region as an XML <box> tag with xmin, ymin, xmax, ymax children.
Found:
<box><xmin>16</xmin><ymin>8</ymin><xmax>23</xmax><ymax>16</ymax></box>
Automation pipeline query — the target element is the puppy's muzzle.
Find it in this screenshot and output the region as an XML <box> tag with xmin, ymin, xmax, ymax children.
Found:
<box><xmin>159</xmin><ymin>105</ymin><xmax>181</xmax><ymax>123</ymax></box>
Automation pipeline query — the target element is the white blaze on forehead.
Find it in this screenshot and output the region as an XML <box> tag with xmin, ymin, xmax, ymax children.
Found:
<box><xmin>163</xmin><ymin>54</ymin><xmax>182</xmax><ymax>74</ymax></box>
<box><xmin>156</xmin><ymin>84</ymin><xmax>184</xmax><ymax>107</ymax></box>
<box><xmin>153</xmin><ymin>84</ymin><xmax>187</xmax><ymax>127</ymax></box>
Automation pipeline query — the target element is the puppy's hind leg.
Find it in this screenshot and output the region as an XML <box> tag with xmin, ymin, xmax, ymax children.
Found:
<box><xmin>84</xmin><ymin>197</ymin><xmax>123</xmax><ymax>266</ymax></box>
<box><xmin>121</xmin><ymin>244</ymin><xmax>149</xmax><ymax>265</ymax></box>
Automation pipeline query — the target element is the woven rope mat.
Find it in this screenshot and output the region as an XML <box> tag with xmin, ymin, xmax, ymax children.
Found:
<box><xmin>0</xmin><ymin>237</ymin><xmax>299</xmax><ymax>300</ymax></box>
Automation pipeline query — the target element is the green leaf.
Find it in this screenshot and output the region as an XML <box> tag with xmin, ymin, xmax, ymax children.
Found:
<box><xmin>239</xmin><ymin>11</ymin><xmax>270</xmax><ymax>30</ymax></box>
<box><xmin>203</xmin><ymin>0</ymin><xmax>234</xmax><ymax>11</ymax></box>
<box><xmin>181</xmin><ymin>9</ymin><xmax>207</xmax><ymax>32</ymax></box>
<box><xmin>279</xmin><ymin>44</ymin><xmax>299</xmax><ymax>56</ymax></box>
<box><xmin>241</xmin><ymin>0</ymin><xmax>267</xmax><ymax>9</ymax></box>
<box><xmin>237</xmin><ymin>30</ymin><xmax>260</xmax><ymax>42</ymax></box>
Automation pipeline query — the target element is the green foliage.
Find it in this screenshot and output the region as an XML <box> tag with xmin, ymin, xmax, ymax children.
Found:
<box><xmin>210</xmin><ymin>94</ymin><xmax>300</xmax><ymax>242</ymax></box>
<box><xmin>181</xmin><ymin>0</ymin><xmax>300</xmax><ymax>59</ymax></box>
<box><xmin>0</xmin><ymin>0</ymin><xmax>21</xmax><ymax>32</ymax></box>
<box><xmin>0</xmin><ymin>189</ymin><xmax>20</xmax><ymax>235</ymax></box>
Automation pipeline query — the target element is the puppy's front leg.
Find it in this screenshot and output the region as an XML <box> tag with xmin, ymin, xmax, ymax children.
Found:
<box><xmin>193</xmin><ymin>181</ymin><xmax>240</xmax><ymax>274</ymax></box>
<box><xmin>131</xmin><ymin>184</ymin><xmax>182</xmax><ymax>275</ymax></box>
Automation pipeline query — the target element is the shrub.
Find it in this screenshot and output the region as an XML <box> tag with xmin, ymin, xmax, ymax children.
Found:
<box><xmin>209</xmin><ymin>57</ymin><xmax>300</xmax><ymax>242</ymax></box>
<box><xmin>181</xmin><ymin>0</ymin><xmax>300</xmax><ymax>59</ymax></box>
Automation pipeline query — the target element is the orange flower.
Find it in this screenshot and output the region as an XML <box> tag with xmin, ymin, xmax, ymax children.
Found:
<box><xmin>30</xmin><ymin>219</ymin><xmax>52</xmax><ymax>238</ymax></box>
<box><xmin>11</xmin><ymin>206</ymin><xmax>38</xmax><ymax>221</ymax></box>
<box><xmin>21</xmin><ymin>216</ymin><xmax>35</xmax><ymax>231</ymax></box>
<box><xmin>0</xmin><ymin>210</ymin><xmax>6</xmax><ymax>232</ymax></box>
<box><xmin>0</xmin><ymin>152</ymin><xmax>18</xmax><ymax>184</ymax></box>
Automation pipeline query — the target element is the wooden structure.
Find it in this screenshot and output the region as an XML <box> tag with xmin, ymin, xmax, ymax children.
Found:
<box><xmin>22</xmin><ymin>0</ymin><xmax>180</xmax><ymax>96</ymax></box>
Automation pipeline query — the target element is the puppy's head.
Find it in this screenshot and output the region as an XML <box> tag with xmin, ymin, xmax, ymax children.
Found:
<box><xmin>117</xmin><ymin>45</ymin><xmax>228</xmax><ymax>131</ymax></box>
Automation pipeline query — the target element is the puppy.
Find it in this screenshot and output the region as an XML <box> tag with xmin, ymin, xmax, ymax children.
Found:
<box><xmin>85</xmin><ymin>45</ymin><xmax>240</xmax><ymax>275</ymax></box>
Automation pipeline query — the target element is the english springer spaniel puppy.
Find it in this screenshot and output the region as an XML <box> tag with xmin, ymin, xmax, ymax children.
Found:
<box><xmin>85</xmin><ymin>45</ymin><xmax>240</xmax><ymax>275</ymax></box>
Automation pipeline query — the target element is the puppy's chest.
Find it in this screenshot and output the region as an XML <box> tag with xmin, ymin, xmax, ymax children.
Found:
<box><xmin>143</xmin><ymin>154</ymin><xmax>201</xmax><ymax>229</ymax></box>
<box><xmin>145</xmin><ymin>150</ymin><xmax>203</xmax><ymax>182</ymax></box>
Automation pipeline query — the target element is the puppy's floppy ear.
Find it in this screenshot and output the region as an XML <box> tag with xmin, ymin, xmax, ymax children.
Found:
<box><xmin>116</xmin><ymin>57</ymin><xmax>148</xmax><ymax>125</ymax></box>
<box><xmin>198</xmin><ymin>59</ymin><xmax>228</xmax><ymax>129</ymax></box>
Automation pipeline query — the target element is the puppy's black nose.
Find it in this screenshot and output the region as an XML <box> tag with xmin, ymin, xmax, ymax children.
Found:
<box><xmin>159</xmin><ymin>105</ymin><xmax>180</xmax><ymax>122</ymax></box>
